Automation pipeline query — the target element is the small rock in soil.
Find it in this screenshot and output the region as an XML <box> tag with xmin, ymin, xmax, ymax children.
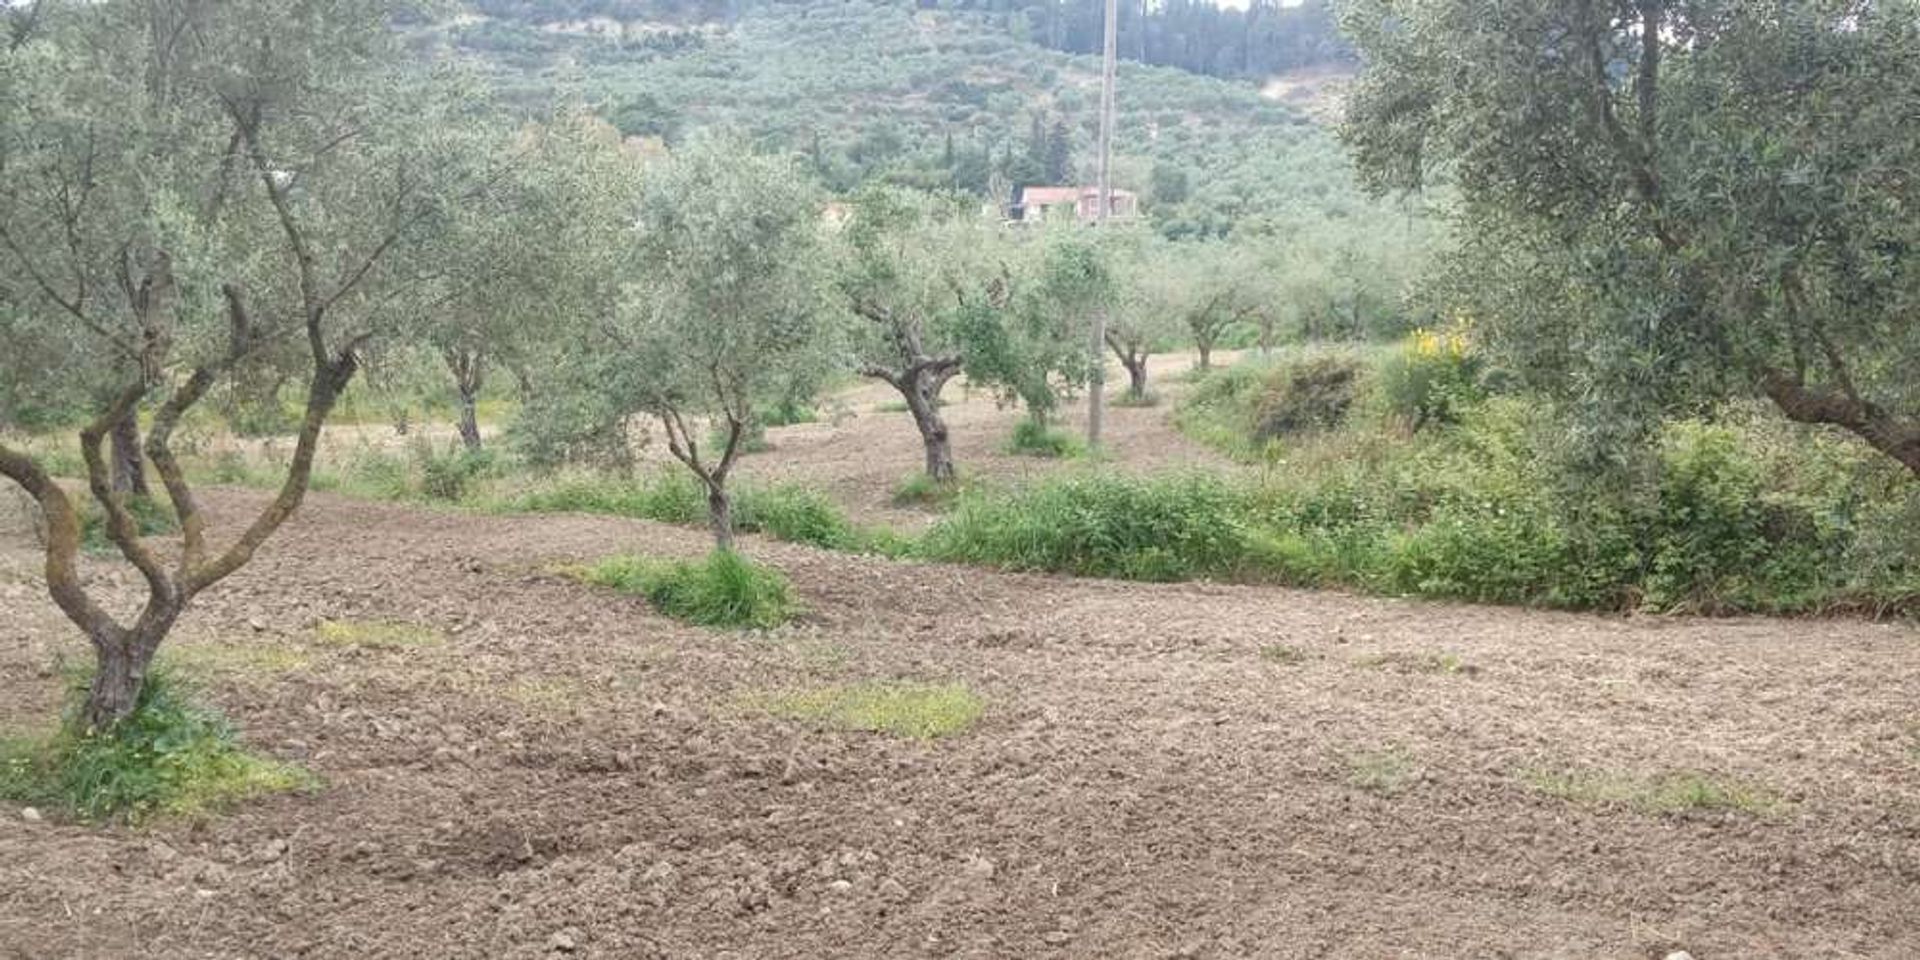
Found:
<box><xmin>1664</xmin><ymin>953</ymin><xmax>1695</xmax><ymax>960</ymax></box>
<box><xmin>256</xmin><ymin>839</ymin><xmax>288</xmax><ymax>863</ymax></box>
<box><xmin>19</xmin><ymin>807</ymin><xmax>41</xmax><ymax>823</ymax></box>
<box><xmin>547</xmin><ymin>929</ymin><xmax>579</xmax><ymax>953</ymax></box>
<box><xmin>878</xmin><ymin>878</ymin><xmax>909</xmax><ymax>902</ymax></box>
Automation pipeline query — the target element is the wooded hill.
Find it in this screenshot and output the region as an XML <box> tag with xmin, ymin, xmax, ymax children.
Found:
<box><xmin>428</xmin><ymin>0</ymin><xmax>1422</xmax><ymax>244</ymax></box>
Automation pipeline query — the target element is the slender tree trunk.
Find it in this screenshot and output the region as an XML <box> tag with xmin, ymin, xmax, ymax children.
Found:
<box><xmin>1121</xmin><ymin>357</ymin><xmax>1144</xmax><ymax>401</ymax></box>
<box><xmin>903</xmin><ymin>382</ymin><xmax>956</xmax><ymax>483</ymax></box>
<box><xmin>707</xmin><ymin>484</ymin><xmax>735</xmax><ymax>552</ymax></box>
<box><xmin>444</xmin><ymin>348</ymin><xmax>486</xmax><ymax>453</ymax></box>
<box><xmin>456</xmin><ymin>387</ymin><xmax>482</xmax><ymax>454</ymax></box>
<box><xmin>110</xmin><ymin>417</ymin><xmax>149</xmax><ymax>497</ymax></box>
<box><xmin>1196</xmin><ymin>340</ymin><xmax>1213</xmax><ymax>371</ymax></box>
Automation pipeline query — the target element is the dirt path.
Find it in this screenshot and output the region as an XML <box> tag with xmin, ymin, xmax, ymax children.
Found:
<box><xmin>2</xmin><ymin>490</ymin><xmax>1917</xmax><ymax>958</ymax></box>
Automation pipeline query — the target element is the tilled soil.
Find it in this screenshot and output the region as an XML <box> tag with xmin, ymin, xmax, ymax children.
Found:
<box><xmin>2</xmin><ymin>488</ymin><xmax>1918</xmax><ymax>959</ymax></box>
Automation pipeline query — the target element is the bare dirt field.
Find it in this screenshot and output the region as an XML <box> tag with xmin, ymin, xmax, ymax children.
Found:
<box><xmin>2</xmin><ymin>353</ymin><xmax>1918</xmax><ymax>959</ymax></box>
<box><xmin>2</xmin><ymin>485</ymin><xmax>1918</xmax><ymax>959</ymax></box>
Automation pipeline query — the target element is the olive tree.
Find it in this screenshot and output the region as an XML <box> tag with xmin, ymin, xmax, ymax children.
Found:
<box><xmin>0</xmin><ymin>0</ymin><xmax>511</xmax><ymax>728</ymax></box>
<box><xmin>837</xmin><ymin>187</ymin><xmax>1008</xmax><ymax>483</ymax></box>
<box><xmin>1104</xmin><ymin>234</ymin><xmax>1190</xmax><ymax>401</ymax></box>
<box><xmin>1345</xmin><ymin>0</ymin><xmax>1920</xmax><ymax>475</ymax></box>
<box><xmin>588</xmin><ymin>135</ymin><xmax>834</xmax><ymax>550</ymax></box>
<box><xmin>412</xmin><ymin>114</ymin><xmax>638</xmax><ymax>452</ymax></box>
<box><xmin>958</xmin><ymin>227</ymin><xmax>1107</xmax><ymax>429</ymax></box>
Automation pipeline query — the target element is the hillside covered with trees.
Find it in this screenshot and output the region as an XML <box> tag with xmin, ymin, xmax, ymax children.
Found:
<box><xmin>437</xmin><ymin>0</ymin><xmax>1402</xmax><ymax>239</ymax></box>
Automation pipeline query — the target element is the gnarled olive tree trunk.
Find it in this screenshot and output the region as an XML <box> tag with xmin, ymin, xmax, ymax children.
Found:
<box><xmin>862</xmin><ymin>357</ymin><xmax>962</xmax><ymax>484</ymax></box>
<box><xmin>0</xmin><ymin>283</ymin><xmax>361</xmax><ymax>730</ymax></box>
<box><xmin>1106</xmin><ymin>333</ymin><xmax>1151</xmax><ymax>403</ymax></box>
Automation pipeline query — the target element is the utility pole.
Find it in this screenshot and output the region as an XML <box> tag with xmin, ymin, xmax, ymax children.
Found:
<box><xmin>1088</xmin><ymin>0</ymin><xmax>1118</xmax><ymax>451</ymax></box>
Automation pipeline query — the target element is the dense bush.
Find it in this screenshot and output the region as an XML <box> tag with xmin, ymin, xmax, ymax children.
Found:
<box><xmin>419</xmin><ymin>446</ymin><xmax>499</xmax><ymax>502</ymax></box>
<box><xmin>1377</xmin><ymin>326</ymin><xmax>1485</xmax><ymax>431</ymax></box>
<box><xmin>580</xmin><ymin>550</ymin><xmax>797</xmax><ymax>629</ymax></box>
<box><xmin>918</xmin><ymin>472</ymin><xmax>1255</xmax><ymax>581</ymax></box>
<box><xmin>1252</xmin><ymin>353</ymin><xmax>1366</xmax><ymax>440</ymax></box>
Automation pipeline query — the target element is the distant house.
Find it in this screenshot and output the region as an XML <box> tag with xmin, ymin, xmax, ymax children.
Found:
<box><xmin>1006</xmin><ymin>185</ymin><xmax>1140</xmax><ymax>225</ymax></box>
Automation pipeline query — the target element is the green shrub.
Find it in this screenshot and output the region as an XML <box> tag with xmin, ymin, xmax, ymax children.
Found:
<box><xmin>1172</xmin><ymin>361</ymin><xmax>1271</xmax><ymax>460</ymax></box>
<box><xmin>1253</xmin><ymin>353</ymin><xmax>1365</xmax><ymax>440</ymax></box>
<box><xmin>761</xmin><ymin>398</ymin><xmax>819</xmax><ymax>427</ymax></box>
<box><xmin>1005</xmin><ymin>418</ymin><xmax>1084</xmax><ymax>458</ymax></box>
<box><xmin>418</xmin><ymin>446</ymin><xmax>497</xmax><ymax>502</ymax></box>
<box><xmin>1641</xmin><ymin>421</ymin><xmax>1850</xmax><ymax>613</ymax></box>
<box><xmin>0</xmin><ymin>669</ymin><xmax>311</xmax><ymax>823</ymax></box>
<box><xmin>892</xmin><ymin>472</ymin><xmax>965</xmax><ymax>507</ymax></box>
<box><xmin>918</xmin><ymin>472</ymin><xmax>1255</xmax><ymax>581</ymax></box>
<box><xmin>580</xmin><ymin>550</ymin><xmax>797</xmax><ymax>629</ymax></box>
<box><xmin>340</xmin><ymin>450</ymin><xmax>413</xmax><ymax>500</ymax></box>
<box><xmin>1377</xmin><ymin>332</ymin><xmax>1485</xmax><ymax>430</ymax></box>
<box><xmin>735</xmin><ymin>485</ymin><xmax>859</xmax><ymax>550</ymax></box>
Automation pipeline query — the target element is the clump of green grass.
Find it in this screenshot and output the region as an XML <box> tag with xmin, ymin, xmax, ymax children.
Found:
<box><xmin>1356</xmin><ymin>651</ymin><xmax>1475</xmax><ymax>676</ymax></box>
<box><xmin>1347</xmin><ymin>748</ymin><xmax>1419</xmax><ymax>796</ymax></box>
<box><xmin>504</xmin><ymin>472</ymin><xmax>862</xmax><ymax>551</ymax></box>
<box><xmin>503</xmin><ymin>471</ymin><xmax>707</xmax><ymax>525</ymax></box>
<box><xmin>761</xmin><ymin>399</ymin><xmax>819</xmax><ymax>427</ymax></box>
<box><xmin>314</xmin><ymin>620</ymin><xmax>444</xmax><ymax>650</ymax></box>
<box><xmin>766</xmin><ymin>681</ymin><xmax>984</xmax><ymax>739</ymax></box>
<box><xmin>892</xmin><ymin>472</ymin><xmax>965</xmax><ymax>507</ymax></box>
<box><xmin>1522</xmin><ymin>768</ymin><xmax>1776</xmax><ymax>815</ymax></box>
<box><xmin>1004</xmin><ymin>418</ymin><xmax>1085</xmax><ymax>458</ymax></box>
<box><xmin>916</xmin><ymin>472</ymin><xmax>1254</xmax><ymax>581</ymax></box>
<box><xmin>418</xmin><ymin>445</ymin><xmax>498</xmax><ymax>502</ymax></box>
<box><xmin>580</xmin><ymin>550</ymin><xmax>798</xmax><ymax>629</ymax></box>
<box><xmin>0</xmin><ymin>670</ymin><xmax>313</xmax><ymax>823</ymax></box>
<box><xmin>736</xmin><ymin>485</ymin><xmax>860</xmax><ymax>550</ymax></box>
<box><xmin>163</xmin><ymin>642</ymin><xmax>312</xmax><ymax>677</ymax></box>
<box><xmin>1111</xmin><ymin>390</ymin><xmax>1160</xmax><ymax>408</ymax></box>
<box><xmin>1259</xmin><ymin>643</ymin><xmax>1309</xmax><ymax>664</ymax></box>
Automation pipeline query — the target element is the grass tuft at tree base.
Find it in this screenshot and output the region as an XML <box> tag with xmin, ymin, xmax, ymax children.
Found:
<box><xmin>503</xmin><ymin>472</ymin><xmax>862</xmax><ymax>551</ymax></box>
<box><xmin>579</xmin><ymin>550</ymin><xmax>798</xmax><ymax>629</ymax></box>
<box><xmin>891</xmin><ymin>472</ymin><xmax>967</xmax><ymax>508</ymax></box>
<box><xmin>0</xmin><ymin>669</ymin><xmax>312</xmax><ymax>823</ymax></box>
